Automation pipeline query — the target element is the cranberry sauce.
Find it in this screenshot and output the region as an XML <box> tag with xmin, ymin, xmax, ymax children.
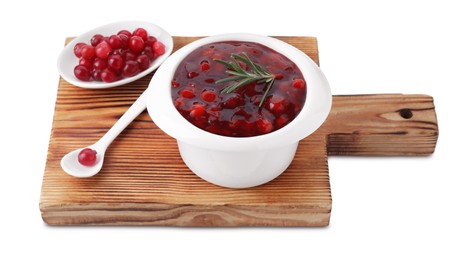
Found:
<box><xmin>171</xmin><ymin>41</ymin><xmax>306</xmax><ymax>137</ymax></box>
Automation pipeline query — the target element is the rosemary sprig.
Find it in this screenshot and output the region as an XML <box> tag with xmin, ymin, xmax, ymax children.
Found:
<box><xmin>214</xmin><ymin>53</ymin><xmax>275</xmax><ymax>107</ymax></box>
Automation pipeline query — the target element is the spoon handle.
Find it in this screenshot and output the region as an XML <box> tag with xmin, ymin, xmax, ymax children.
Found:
<box><xmin>93</xmin><ymin>90</ymin><xmax>148</xmax><ymax>150</ymax></box>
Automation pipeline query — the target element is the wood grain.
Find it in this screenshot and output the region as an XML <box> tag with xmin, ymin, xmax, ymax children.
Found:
<box><xmin>39</xmin><ymin>36</ymin><xmax>438</xmax><ymax>226</ymax></box>
<box><xmin>323</xmin><ymin>94</ymin><xmax>438</xmax><ymax>155</ymax></box>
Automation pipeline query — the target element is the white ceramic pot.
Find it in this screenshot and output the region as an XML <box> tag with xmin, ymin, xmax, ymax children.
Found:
<box><xmin>147</xmin><ymin>33</ymin><xmax>332</xmax><ymax>188</ymax></box>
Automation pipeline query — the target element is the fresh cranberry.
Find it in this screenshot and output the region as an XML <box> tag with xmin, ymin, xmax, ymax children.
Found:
<box><xmin>141</xmin><ymin>46</ymin><xmax>154</xmax><ymax>60</ymax></box>
<box><xmin>93</xmin><ymin>58</ymin><xmax>107</xmax><ymax>70</ymax></box>
<box><xmin>109</xmin><ymin>35</ymin><xmax>122</xmax><ymax>49</ymax></box>
<box><xmin>122</xmin><ymin>60</ymin><xmax>139</xmax><ymax>77</ymax></box>
<box><xmin>136</xmin><ymin>54</ymin><xmax>151</xmax><ymax>70</ymax></box>
<box><xmin>90</xmin><ymin>34</ymin><xmax>104</xmax><ymax>47</ymax></box>
<box><xmin>146</xmin><ymin>36</ymin><xmax>157</xmax><ymax>47</ymax></box>
<box><xmin>118</xmin><ymin>34</ymin><xmax>129</xmax><ymax>49</ymax></box>
<box><xmin>78</xmin><ymin>148</ymin><xmax>97</xmax><ymax>166</ymax></box>
<box><xmin>100</xmin><ymin>68</ymin><xmax>118</xmax><ymax>82</ymax></box>
<box><xmin>152</xmin><ymin>41</ymin><xmax>166</xmax><ymax>56</ymax></box>
<box><xmin>95</xmin><ymin>41</ymin><xmax>112</xmax><ymax>59</ymax></box>
<box><xmin>101</xmin><ymin>36</ymin><xmax>110</xmax><ymax>44</ymax></box>
<box><xmin>129</xmin><ymin>36</ymin><xmax>145</xmax><ymax>53</ymax></box>
<box><xmin>132</xmin><ymin>28</ymin><xmax>148</xmax><ymax>41</ymax></box>
<box><xmin>74</xmin><ymin>65</ymin><xmax>91</xmax><ymax>81</ymax></box>
<box><xmin>117</xmin><ymin>30</ymin><xmax>131</xmax><ymax>38</ymax></box>
<box><xmin>91</xmin><ymin>69</ymin><xmax>102</xmax><ymax>81</ymax></box>
<box><xmin>123</xmin><ymin>50</ymin><xmax>137</xmax><ymax>61</ymax></box>
<box><xmin>79</xmin><ymin>58</ymin><xmax>93</xmax><ymax>69</ymax></box>
<box><xmin>108</xmin><ymin>54</ymin><xmax>124</xmax><ymax>71</ymax></box>
<box><xmin>111</xmin><ymin>48</ymin><xmax>124</xmax><ymax>57</ymax></box>
<box><xmin>73</xmin><ymin>42</ymin><xmax>86</xmax><ymax>58</ymax></box>
<box><xmin>80</xmin><ymin>45</ymin><xmax>96</xmax><ymax>60</ymax></box>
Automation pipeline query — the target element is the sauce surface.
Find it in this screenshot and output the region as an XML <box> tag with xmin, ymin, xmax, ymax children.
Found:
<box><xmin>171</xmin><ymin>41</ymin><xmax>306</xmax><ymax>137</ymax></box>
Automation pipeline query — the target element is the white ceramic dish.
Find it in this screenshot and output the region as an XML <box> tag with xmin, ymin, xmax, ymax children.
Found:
<box><xmin>147</xmin><ymin>33</ymin><xmax>332</xmax><ymax>188</ymax></box>
<box><xmin>57</xmin><ymin>20</ymin><xmax>173</xmax><ymax>88</ymax></box>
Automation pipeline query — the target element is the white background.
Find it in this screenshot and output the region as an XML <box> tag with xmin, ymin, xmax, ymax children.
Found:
<box><xmin>1</xmin><ymin>0</ymin><xmax>474</xmax><ymax>259</ymax></box>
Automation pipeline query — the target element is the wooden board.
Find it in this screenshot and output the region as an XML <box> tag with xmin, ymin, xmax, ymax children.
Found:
<box><xmin>39</xmin><ymin>36</ymin><xmax>438</xmax><ymax>226</ymax></box>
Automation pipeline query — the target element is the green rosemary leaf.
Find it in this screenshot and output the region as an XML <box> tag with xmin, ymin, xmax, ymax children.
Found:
<box><xmin>255</xmin><ymin>63</ymin><xmax>270</xmax><ymax>74</ymax></box>
<box><xmin>259</xmin><ymin>78</ymin><xmax>275</xmax><ymax>107</ymax></box>
<box><xmin>215</xmin><ymin>75</ymin><xmax>243</xmax><ymax>84</ymax></box>
<box><xmin>215</xmin><ymin>52</ymin><xmax>276</xmax><ymax>107</ymax></box>
<box><xmin>225</xmin><ymin>70</ymin><xmax>249</xmax><ymax>77</ymax></box>
<box><xmin>216</xmin><ymin>58</ymin><xmax>245</xmax><ymax>74</ymax></box>
<box><xmin>214</xmin><ymin>59</ymin><xmax>233</xmax><ymax>67</ymax></box>
<box><xmin>242</xmin><ymin>53</ymin><xmax>266</xmax><ymax>76</ymax></box>
<box><xmin>229</xmin><ymin>56</ymin><xmax>246</xmax><ymax>74</ymax></box>
<box><xmin>222</xmin><ymin>77</ymin><xmax>256</xmax><ymax>93</ymax></box>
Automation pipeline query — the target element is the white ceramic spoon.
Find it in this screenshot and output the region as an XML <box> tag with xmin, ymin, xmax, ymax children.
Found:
<box><xmin>61</xmin><ymin>90</ymin><xmax>147</xmax><ymax>177</ymax></box>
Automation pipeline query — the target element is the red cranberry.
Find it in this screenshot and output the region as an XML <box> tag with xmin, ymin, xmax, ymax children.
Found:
<box><xmin>292</xmin><ymin>78</ymin><xmax>305</xmax><ymax>89</ymax></box>
<box><xmin>181</xmin><ymin>88</ymin><xmax>195</xmax><ymax>98</ymax></box>
<box><xmin>257</xmin><ymin>119</ymin><xmax>273</xmax><ymax>134</ymax></box>
<box><xmin>200</xmin><ymin>61</ymin><xmax>210</xmax><ymax>71</ymax></box>
<box><xmin>222</xmin><ymin>93</ymin><xmax>244</xmax><ymax>109</ymax></box>
<box><xmin>90</xmin><ymin>34</ymin><xmax>104</xmax><ymax>47</ymax></box>
<box><xmin>118</xmin><ymin>34</ymin><xmax>129</xmax><ymax>49</ymax></box>
<box><xmin>95</xmin><ymin>41</ymin><xmax>112</xmax><ymax>59</ymax></box>
<box><xmin>141</xmin><ymin>46</ymin><xmax>155</xmax><ymax>60</ymax></box>
<box><xmin>136</xmin><ymin>54</ymin><xmax>151</xmax><ymax>70</ymax></box>
<box><xmin>187</xmin><ymin>71</ymin><xmax>199</xmax><ymax>79</ymax></box>
<box><xmin>152</xmin><ymin>41</ymin><xmax>166</xmax><ymax>56</ymax></box>
<box><xmin>122</xmin><ymin>60</ymin><xmax>139</xmax><ymax>77</ymax></box>
<box><xmin>129</xmin><ymin>36</ymin><xmax>145</xmax><ymax>53</ymax></box>
<box><xmin>100</xmin><ymin>68</ymin><xmax>118</xmax><ymax>82</ymax></box>
<box><xmin>117</xmin><ymin>30</ymin><xmax>131</xmax><ymax>38</ymax></box>
<box><xmin>146</xmin><ymin>36</ymin><xmax>157</xmax><ymax>47</ymax></box>
<box><xmin>73</xmin><ymin>42</ymin><xmax>86</xmax><ymax>58</ymax></box>
<box><xmin>74</xmin><ymin>65</ymin><xmax>91</xmax><ymax>81</ymax></box>
<box><xmin>171</xmin><ymin>80</ymin><xmax>180</xmax><ymax>88</ymax></box>
<box><xmin>107</xmin><ymin>54</ymin><xmax>124</xmax><ymax>71</ymax></box>
<box><xmin>79</xmin><ymin>58</ymin><xmax>93</xmax><ymax>70</ymax></box>
<box><xmin>133</xmin><ymin>28</ymin><xmax>148</xmax><ymax>41</ymax></box>
<box><xmin>266</xmin><ymin>95</ymin><xmax>287</xmax><ymax>114</ymax></box>
<box><xmin>109</xmin><ymin>35</ymin><xmax>122</xmax><ymax>49</ymax></box>
<box><xmin>189</xmin><ymin>103</ymin><xmax>207</xmax><ymax>119</ymax></box>
<box><xmin>92</xmin><ymin>69</ymin><xmax>102</xmax><ymax>81</ymax></box>
<box><xmin>78</xmin><ymin>148</ymin><xmax>97</xmax><ymax>166</ymax></box>
<box><xmin>124</xmin><ymin>50</ymin><xmax>137</xmax><ymax>61</ymax></box>
<box><xmin>93</xmin><ymin>58</ymin><xmax>107</xmax><ymax>70</ymax></box>
<box><xmin>201</xmin><ymin>90</ymin><xmax>217</xmax><ymax>102</ymax></box>
<box><xmin>80</xmin><ymin>45</ymin><xmax>96</xmax><ymax>60</ymax></box>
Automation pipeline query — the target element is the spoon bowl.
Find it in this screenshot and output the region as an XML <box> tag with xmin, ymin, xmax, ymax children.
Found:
<box><xmin>60</xmin><ymin>91</ymin><xmax>148</xmax><ymax>177</ymax></box>
<box><xmin>61</xmin><ymin>146</ymin><xmax>105</xmax><ymax>178</ymax></box>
